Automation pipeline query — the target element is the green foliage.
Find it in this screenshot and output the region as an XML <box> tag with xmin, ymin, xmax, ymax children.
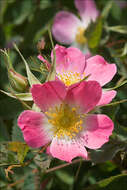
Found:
<box><xmin>14</xmin><ymin>44</ymin><xmax>41</xmax><ymax>86</ymax></box>
<box><xmin>105</xmin><ymin>25</ymin><xmax>127</xmax><ymax>34</ymax></box>
<box><xmin>111</xmin><ymin>1</ymin><xmax>121</xmax><ymax>20</ymax></box>
<box><xmin>86</xmin><ymin>17</ymin><xmax>103</xmax><ymax>49</ymax></box>
<box><xmin>0</xmin><ymin>119</ymin><xmax>10</xmax><ymax>141</ymax></box>
<box><xmin>55</xmin><ymin>170</ymin><xmax>74</xmax><ymax>185</ymax></box>
<box><xmin>101</xmin><ymin>0</ymin><xmax>113</xmax><ymax>19</ymax></box>
<box><xmin>34</xmin><ymin>154</ymin><xmax>51</xmax><ymax>170</ymax></box>
<box><xmin>23</xmin><ymin>173</ymin><xmax>36</xmax><ymax>190</ymax></box>
<box><xmin>11</xmin><ymin>117</ymin><xmax>24</xmax><ymax>142</ymax></box>
<box><xmin>90</xmin><ymin>140</ymin><xmax>126</xmax><ymax>164</ymax></box>
<box><xmin>46</xmin><ymin>30</ymin><xmax>56</xmax><ymax>81</ymax></box>
<box><xmin>0</xmin><ymin>143</ymin><xmax>18</xmax><ymax>165</ymax></box>
<box><xmin>114</xmin><ymin>123</ymin><xmax>127</xmax><ymax>142</ymax></box>
<box><xmin>0</xmin><ymin>0</ymin><xmax>127</xmax><ymax>189</ymax></box>
<box><xmin>8</xmin><ymin>142</ymin><xmax>29</xmax><ymax>164</ymax></box>
<box><xmin>85</xmin><ymin>174</ymin><xmax>127</xmax><ymax>190</ymax></box>
<box><xmin>0</xmin><ymin>90</ymin><xmax>32</xmax><ymax>101</ymax></box>
<box><xmin>0</xmin><ymin>97</ymin><xmax>23</xmax><ymax>119</ymax></box>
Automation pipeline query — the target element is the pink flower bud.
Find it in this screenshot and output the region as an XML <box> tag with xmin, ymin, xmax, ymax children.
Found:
<box><xmin>8</xmin><ymin>69</ymin><xmax>28</xmax><ymax>92</ymax></box>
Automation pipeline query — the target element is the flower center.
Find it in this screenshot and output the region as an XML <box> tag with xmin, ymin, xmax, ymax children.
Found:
<box><xmin>75</xmin><ymin>27</ymin><xmax>87</xmax><ymax>45</ymax></box>
<box><xmin>57</xmin><ymin>71</ymin><xmax>84</xmax><ymax>86</ymax></box>
<box><xmin>45</xmin><ymin>103</ymin><xmax>83</xmax><ymax>139</ymax></box>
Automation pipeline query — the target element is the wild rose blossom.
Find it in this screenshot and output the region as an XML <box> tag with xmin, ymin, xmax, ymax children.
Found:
<box><xmin>52</xmin><ymin>0</ymin><xmax>99</xmax><ymax>46</ymax></box>
<box><xmin>38</xmin><ymin>45</ymin><xmax>117</xmax><ymax>106</ymax></box>
<box><xmin>18</xmin><ymin>80</ymin><xmax>114</xmax><ymax>162</ymax></box>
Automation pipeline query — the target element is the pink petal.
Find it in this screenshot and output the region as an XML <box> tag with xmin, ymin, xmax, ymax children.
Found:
<box><xmin>18</xmin><ymin>110</ymin><xmax>51</xmax><ymax>148</ymax></box>
<box><xmin>52</xmin><ymin>11</ymin><xmax>82</xmax><ymax>44</ymax></box>
<box><xmin>46</xmin><ymin>146</ymin><xmax>51</xmax><ymax>156</ymax></box>
<box><xmin>50</xmin><ymin>137</ymin><xmax>88</xmax><ymax>162</ymax></box>
<box><xmin>85</xmin><ymin>55</ymin><xmax>117</xmax><ymax>86</ymax></box>
<box><xmin>52</xmin><ymin>44</ymin><xmax>86</xmax><ymax>74</ymax></box>
<box><xmin>74</xmin><ymin>0</ymin><xmax>99</xmax><ymax>28</ymax></box>
<box><xmin>31</xmin><ymin>81</ymin><xmax>66</xmax><ymax>112</ymax></box>
<box><xmin>81</xmin><ymin>114</ymin><xmax>114</xmax><ymax>149</ymax></box>
<box><xmin>66</xmin><ymin>81</ymin><xmax>102</xmax><ymax>113</ymax></box>
<box><xmin>38</xmin><ymin>55</ymin><xmax>47</xmax><ymax>62</ymax></box>
<box><xmin>97</xmin><ymin>90</ymin><xmax>117</xmax><ymax>106</ymax></box>
<box><xmin>85</xmin><ymin>52</ymin><xmax>92</xmax><ymax>60</ymax></box>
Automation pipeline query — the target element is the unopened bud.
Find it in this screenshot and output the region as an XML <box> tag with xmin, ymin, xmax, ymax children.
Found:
<box><xmin>8</xmin><ymin>69</ymin><xmax>28</xmax><ymax>92</ymax></box>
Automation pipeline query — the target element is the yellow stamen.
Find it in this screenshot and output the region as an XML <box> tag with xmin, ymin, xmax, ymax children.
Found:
<box><xmin>45</xmin><ymin>103</ymin><xmax>83</xmax><ymax>139</ymax></box>
<box><xmin>57</xmin><ymin>71</ymin><xmax>84</xmax><ymax>86</ymax></box>
<box><xmin>75</xmin><ymin>27</ymin><xmax>87</xmax><ymax>45</ymax></box>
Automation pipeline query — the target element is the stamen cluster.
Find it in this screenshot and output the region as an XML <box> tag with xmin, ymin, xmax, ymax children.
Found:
<box><xmin>45</xmin><ymin>103</ymin><xmax>83</xmax><ymax>139</ymax></box>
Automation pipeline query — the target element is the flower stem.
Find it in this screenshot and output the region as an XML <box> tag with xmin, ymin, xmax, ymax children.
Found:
<box><xmin>45</xmin><ymin>158</ymin><xmax>84</xmax><ymax>174</ymax></box>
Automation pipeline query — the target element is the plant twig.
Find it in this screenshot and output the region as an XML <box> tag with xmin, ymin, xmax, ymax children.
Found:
<box><xmin>106</xmin><ymin>39</ymin><xmax>126</xmax><ymax>48</ymax></box>
<box><xmin>45</xmin><ymin>158</ymin><xmax>84</xmax><ymax>174</ymax></box>
<box><xmin>100</xmin><ymin>99</ymin><xmax>127</xmax><ymax>107</ymax></box>
<box><xmin>74</xmin><ymin>159</ymin><xmax>82</xmax><ymax>182</ymax></box>
<box><xmin>8</xmin><ymin>179</ymin><xmax>24</xmax><ymax>188</ymax></box>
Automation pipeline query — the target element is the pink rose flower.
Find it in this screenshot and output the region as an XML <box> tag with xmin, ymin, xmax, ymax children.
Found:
<box><xmin>38</xmin><ymin>44</ymin><xmax>117</xmax><ymax>106</ymax></box>
<box><xmin>52</xmin><ymin>0</ymin><xmax>99</xmax><ymax>45</ymax></box>
<box><xmin>18</xmin><ymin>80</ymin><xmax>114</xmax><ymax>162</ymax></box>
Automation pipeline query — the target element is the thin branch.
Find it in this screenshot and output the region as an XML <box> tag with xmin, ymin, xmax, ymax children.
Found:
<box><xmin>100</xmin><ymin>99</ymin><xmax>127</xmax><ymax>107</ymax></box>
<box><xmin>45</xmin><ymin>158</ymin><xmax>85</xmax><ymax>174</ymax></box>
<box><xmin>74</xmin><ymin>159</ymin><xmax>82</xmax><ymax>182</ymax></box>
<box><xmin>106</xmin><ymin>39</ymin><xmax>126</xmax><ymax>48</ymax></box>
<box><xmin>8</xmin><ymin>179</ymin><xmax>24</xmax><ymax>188</ymax></box>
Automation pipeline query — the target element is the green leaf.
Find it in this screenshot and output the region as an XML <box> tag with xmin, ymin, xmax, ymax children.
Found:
<box><xmin>46</xmin><ymin>30</ymin><xmax>56</xmax><ymax>81</ymax></box>
<box><xmin>105</xmin><ymin>25</ymin><xmax>127</xmax><ymax>34</ymax></box>
<box><xmin>23</xmin><ymin>173</ymin><xmax>36</xmax><ymax>190</ymax></box>
<box><xmin>114</xmin><ymin>123</ymin><xmax>127</xmax><ymax>141</ymax></box>
<box><xmin>13</xmin><ymin>0</ymin><xmax>32</xmax><ymax>25</ymax></box>
<box><xmin>0</xmin><ymin>119</ymin><xmax>10</xmax><ymax>141</ymax></box>
<box><xmin>85</xmin><ymin>174</ymin><xmax>127</xmax><ymax>190</ymax></box>
<box><xmin>0</xmin><ymin>0</ymin><xmax>8</xmax><ymax>24</ymax></box>
<box><xmin>22</xmin><ymin>6</ymin><xmax>56</xmax><ymax>48</ymax></box>
<box><xmin>8</xmin><ymin>142</ymin><xmax>29</xmax><ymax>164</ymax></box>
<box><xmin>0</xmin><ymin>49</ymin><xmax>13</xmax><ymax>69</ymax></box>
<box><xmin>90</xmin><ymin>141</ymin><xmax>125</xmax><ymax>164</ymax></box>
<box><xmin>11</xmin><ymin>117</ymin><xmax>24</xmax><ymax>142</ymax></box>
<box><xmin>14</xmin><ymin>44</ymin><xmax>41</xmax><ymax>86</ymax></box>
<box><xmin>40</xmin><ymin>0</ymin><xmax>51</xmax><ymax>10</ymax></box>
<box><xmin>111</xmin><ymin>1</ymin><xmax>121</xmax><ymax>20</ymax></box>
<box><xmin>120</xmin><ymin>43</ymin><xmax>127</xmax><ymax>57</ymax></box>
<box><xmin>0</xmin><ymin>97</ymin><xmax>23</xmax><ymax>119</ymax></box>
<box><xmin>106</xmin><ymin>80</ymin><xmax>127</xmax><ymax>90</ymax></box>
<box><xmin>0</xmin><ymin>90</ymin><xmax>32</xmax><ymax>101</ymax></box>
<box><xmin>0</xmin><ymin>142</ymin><xmax>18</xmax><ymax>165</ymax></box>
<box><xmin>34</xmin><ymin>154</ymin><xmax>51</xmax><ymax>170</ymax></box>
<box><xmin>86</xmin><ymin>17</ymin><xmax>103</xmax><ymax>49</ymax></box>
<box><xmin>55</xmin><ymin>170</ymin><xmax>74</xmax><ymax>185</ymax></box>
<box><xmin>101</xmin><ymin>0</ymin><xmax>113</xmax><ymax>19</ymax></box>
